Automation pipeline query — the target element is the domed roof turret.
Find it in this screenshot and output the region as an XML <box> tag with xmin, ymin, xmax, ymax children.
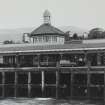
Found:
<box><xmin>88</xmin><ymin>28</ymin><xmax>105</xmax><ymax>39</ymax></box>
<box><xmin>30</xmin><ymin>10</ymin><xmax>65</xmax><ymax>37</ymax></box>
<box><xmin>43</xmin><ymin>10</ymin><xmax>51</xmax><ymax>17</ymax></box>
<box><xmin>43</xmin><ymin>10</ymin><xmax>51</xmax><ymax>24</ymax></box>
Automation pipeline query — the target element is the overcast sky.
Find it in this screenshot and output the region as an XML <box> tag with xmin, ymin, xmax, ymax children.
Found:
<box><xmin>0</xmin><ymin>0</ymin><xmax>104</xmax><ymax>30</ymax></box>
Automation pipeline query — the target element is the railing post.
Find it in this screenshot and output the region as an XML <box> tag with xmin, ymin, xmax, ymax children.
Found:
<box><xmin>37</xmin><ymin>54</ymin><xmax>40</xmax><ymax>67</ymax></box>
<box><xmin>16</xmin><ymin>54</ymin><xmax>20</xmax><ymax>67</ymax></box>
<box><xmin>97</xmin><ymin>52</ymin><xmax>101</xmax><ymax>66</ymax></box>
<box><xmin>84</xmin><ymin>51</ymin><xmax>88</xmax><ymax>66</ymax></box>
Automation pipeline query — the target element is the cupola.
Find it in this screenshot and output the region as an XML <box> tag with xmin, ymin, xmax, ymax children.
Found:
<box><xmin>43</xmin><ymin>10</ymin><xmax>51</xmax><ymax>24</ymax></box>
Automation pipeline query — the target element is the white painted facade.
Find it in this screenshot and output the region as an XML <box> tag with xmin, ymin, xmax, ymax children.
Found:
<box><xmin>30</xmin><ymin>35</ymin><xmax>64</xmax><ymax>45</ymax></box>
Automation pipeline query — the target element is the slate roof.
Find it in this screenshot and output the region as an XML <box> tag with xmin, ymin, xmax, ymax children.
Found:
<box><xmin>0</xmin><ymin>42</ymin><xmax>105</xmax><ymax>54</ymax></box>
<box><xmin>30</xmin><ymin>24</ymin><xmax>65</xmax><ymax>36</ymax></box>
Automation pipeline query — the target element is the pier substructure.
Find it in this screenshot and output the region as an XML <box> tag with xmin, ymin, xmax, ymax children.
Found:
<box><xmin>0</xmin><ymin>67</ymin><xmax>104</xmax><ymax>100</ymax></box>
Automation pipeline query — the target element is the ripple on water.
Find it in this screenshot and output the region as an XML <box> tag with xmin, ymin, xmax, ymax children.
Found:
<box><xmin>0</xmin><ymin>98</ymin><xmax>101</xmax><ymax>105</ymax></box>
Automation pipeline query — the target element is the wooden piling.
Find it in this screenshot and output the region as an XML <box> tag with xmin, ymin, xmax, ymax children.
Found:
<box><xmin>87</xmin><ymin>67</ymin><xmax>90</xmax><ymax>99</ymax></box>
<box><xmin>70</xmin><ymin>71</ymin><xmax>73</xmax><ymax>99</ymax></box>
<box><xmin>42</xmin><ymin>71</ymin><xmax>45</xmax><ymax>97</ymax></box>
<box><xmin>2</xmin><ymin>72</ymin><xmax>5</xmax><ymax>98</ymax></box>
<box><xmin>56</xmin><ymin>71</ymin><xmax>59</xmax><ymax>99</ymax></box>
<box><xmin>28</xmin><ymin>72</ymin><xmax>31</xmax><ymax>97</ymax></box>
<box><xmin>14</xmin><ymin>72</ymin><xmax>17</xmax><ymax>97</ymax></box>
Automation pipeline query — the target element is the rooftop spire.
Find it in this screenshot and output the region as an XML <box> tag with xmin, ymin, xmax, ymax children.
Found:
<box><xmin>43</xmin><ymin>10</ymin><xmax>51</xmax><ymax>24</ymax></box>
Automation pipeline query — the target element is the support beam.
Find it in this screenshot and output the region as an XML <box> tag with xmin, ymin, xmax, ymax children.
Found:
<box><xmin>16</xmin><ymin>54</ymin><xmax>20</xmax><ymax>67</ymax></box>
<box><xmin>37</xmin><ymin>54</ymin><xmax>40</xmax><ymax>67</ymax></box>
<box><xmin>84</xmin><ymin>51</ymin><xmax>88</xmax><ymax>66</ymax></box>
<box><xmin>56</xmin><ymin>71</ymin><xmax>59</xmax><ymax>99</ymax></box>
<box><xmin>2</xmin><ymin>72</ymin><xmax>5</xmax><ymax>98</ymax></box>
<box><xmin>42</xmin><ymin>71</ymin><xmax>45</xmax><ymax>97</ymax></box>
<box><xmin>28</xmin><ymin>72</ymin><xmax>31</xmax><ymax>97</ymax></box>
<box><xmin>70</xmin><ymin>71</ymin><xmax>73</xmax><ymax>99</ymax></box>
<box><xmin>87</xmin><ymin>68</ymin><xmax>90</xmax><ymax>99</ymax></box>
<box><xmin>14</xmin><ymin>72</ymin><xmax>17</xmax><ymax>98</ymax></box>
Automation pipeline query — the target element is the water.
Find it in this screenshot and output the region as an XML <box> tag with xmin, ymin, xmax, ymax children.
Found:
<box><xmin>0</xmin><ymin>98</ymin><xmax>103</xmax><ymax>105</ymax></box>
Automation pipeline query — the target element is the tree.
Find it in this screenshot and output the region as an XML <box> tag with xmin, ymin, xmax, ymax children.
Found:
<box><xmin>3</xmin><ymin>40</ymin><xmax>15</xmax><ymax>44</ymax></box>
<box><xmin>72</xmin><ymin>33</ymin><xmax>79</xmax><ymax>40</ymax></box>
<box><xmin>65</xmin><ymin>31</ymin><xmax>70</xmax><ymax>41</ymax></box>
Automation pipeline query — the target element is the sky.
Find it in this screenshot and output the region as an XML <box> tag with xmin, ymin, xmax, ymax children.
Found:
<box><xmin>0</xmin><ymin>0</ymin><xmax>104</xmax><ymax>30</ymax></box>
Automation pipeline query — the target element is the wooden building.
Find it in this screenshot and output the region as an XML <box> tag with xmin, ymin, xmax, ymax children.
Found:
<box><xmin>0</xmin><ymin>10</ymin><xmax>104</xmax><ymax>101</ymax></box>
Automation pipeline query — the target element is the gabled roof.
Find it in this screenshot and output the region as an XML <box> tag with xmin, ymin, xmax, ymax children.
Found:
<box><xmin>30</xmin><ymin>24</ymin><xmax>65</xmax><ymax>36</ymax></box>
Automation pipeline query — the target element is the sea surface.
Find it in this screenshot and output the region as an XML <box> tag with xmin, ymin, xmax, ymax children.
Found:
<box><xmin>0</xmin><ymin>98</ymin><xmax>103</xmax><ymax>105</ymax></box>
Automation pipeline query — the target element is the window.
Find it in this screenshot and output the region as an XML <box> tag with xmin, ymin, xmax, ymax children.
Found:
<box><xmin>43</xmin><ymin>36</ymin><xmax>51</xmax><ymax>42</ymax></box>
<box><xmin>46</xmin><ymin>36</ymin><xmax>50</xmax><ymax>42</ymax></box>
<box><xmin>38</xmin><ymin>36</ymin><xmax>42</xmax><ymax>42</ymax></box>
<box><xmin>34</xmin><ymin>37</ymin><xmax>37</xmax><ymax>43</ymax></box>
<box><xmin>52</xmin><ymin>36</ymin><xmax>57</xmax><ymax>42</ymax></box>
